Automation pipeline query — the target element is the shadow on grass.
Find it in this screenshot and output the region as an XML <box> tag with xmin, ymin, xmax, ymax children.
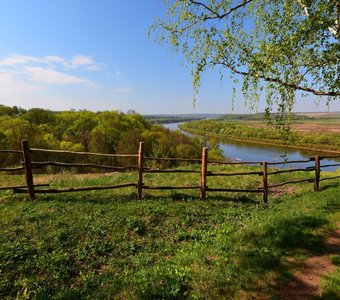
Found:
<box><xmin>231</xmin><ymin>214</ymin><xmax>330</xmax><ymax>298</ymax></box>
<box><xmin>25</xmin><ymin>189</ymin><xmax>261</xmax><ymax>206</ymax></box>
<box><xmin>143</xmin><ymin>191</ymin><xmax>259</xmax><ymax>203</ymax></box>
<box><xmin>319</xmin><ymin>181</ymin><xmax>339</xmax><ymax>191</ymax></box>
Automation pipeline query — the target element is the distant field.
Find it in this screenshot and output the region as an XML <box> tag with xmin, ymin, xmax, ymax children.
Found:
<box><xmin>296</xmin><ymin>111</ymin><xmax>340</xmax><ymax>118</ymax></box>
<box><xmin>225</xmin><ymin>111</ymin><xmax>340</xmax><ymax>134</ymax></box>
<box><xmin>251</xmin><ymin>121</ymin><xmax>340</xmax><ymax>134</ymax></box>
<box><xmin>291</xmin><ymin>123</ymin><xmax>340</xmax><ymax>134</ymax></box>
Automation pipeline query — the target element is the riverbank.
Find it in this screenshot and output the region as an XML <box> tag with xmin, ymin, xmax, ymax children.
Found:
<box><xmin>179</xmin><ymin>120</ymin><xmax>340</xmax><ymax>156</ymax></box>
<box><xmin>181</xmin><ymin>127</ymin><xmax>340</xmax><ymax>156</ymax></box>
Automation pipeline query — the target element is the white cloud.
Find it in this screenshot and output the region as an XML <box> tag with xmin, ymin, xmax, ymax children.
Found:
<box><xmin>0</xmin><ymin>53</ymin><xmax>129</xmax><ymax>109</ymax></box>
<box><xmin>0</xmin><ymin>54</ymin><xmax>102</xmax><ymax>72</ymax></box>
<box><xmin>0</xmin><ymin>54</ymin><xmax>39</xmax><ymax>66</ymax></box>
<box><xmin>44</xmin><ymin>55</ymin><xmax>65</xmax><ymax>64</ymax></box>
<box><xmin>0</xmin><ymin>72</ymin><xmax>44</xmax><ymax>98</ymax></box>
<box><xmin>23</xmin><ymin>66</ymin><xmax>96</xmax><ymax>86</ymax></box>
<box><xmin>114</xmin><ymin>86</ymin><xmax>134</xmax><ymax>94</ymax></box>
<box><xmin>70</xmin><ymin>55</ymin><xmax>94</xmax><ymax>67</ymax></box>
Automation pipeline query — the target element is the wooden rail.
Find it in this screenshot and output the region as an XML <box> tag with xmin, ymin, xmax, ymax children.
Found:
<box><xmin>0</xmin><ymin>184</ymin><xmax>49</xmax><ymax>191</ymax></box>
<box><xmin>267</xmin><ymin>168</ymin><xmax>315</xmax><ymax>175</ymax></box>
<box><xmin>0</xmin><ymin>150</ymin><xmax>23</xmax><ymax>154</ymax></box>
<box><xmin>30</xmin><ymin>147</ymin><xmax>137</xmax><ymax>158</ymax></box>
<box><xmin>267</xmin><ymin>159</ymin><xmax>312</xmax><ymax>165</ymax></box>
<box><xmin>31</xmin><ymin>161</ymin><xmax>137</xmax><ymax>171</ymax></box>
<box><xmin>13</xmin><ymin>183</ymin><xmax>137</xmax><ymax>194</ymax></box>
<box><xmin>0</xmin><ymin>141</ymin><xmax>339</xmax><ymax>202</ymax></box>
<box><xmin>0</xmin><ymin>166</ymin><xmax>24</xmax><ymax>171</ymax></box>
<box><xmin>208</xmin><ymin>171</ymin><xmax>263</xmax><ymax>177</ymax></box>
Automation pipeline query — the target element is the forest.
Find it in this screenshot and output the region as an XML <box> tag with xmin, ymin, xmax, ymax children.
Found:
<box><xmin>0</xmin><ymin>105</ymin><xmax>204</xmax><ymax>167</ymax></box>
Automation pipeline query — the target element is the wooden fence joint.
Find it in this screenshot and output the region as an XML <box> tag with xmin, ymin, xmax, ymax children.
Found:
<box><xmin>21</xmin><ymin>140</ymin><xmax>35</xmax><ymax>200</ymax></box>
<box><xmin>314</xmin><ymin>155</ymin><xmax>320</xmax><ymax>191</ymax></box>
<box><xmin>201</xmin><ymin>147</ymin><xmax>208</xmax><ymax>200</ymax></box>
<box><xmin>137</xmin><ymin>142</ymin><xmax>144</xmax><ymax>199</ymax></box>
<box><xmin>262</xmin><ymin>161</ymin><xmax>268</xmax><ymax>204</ymax></box>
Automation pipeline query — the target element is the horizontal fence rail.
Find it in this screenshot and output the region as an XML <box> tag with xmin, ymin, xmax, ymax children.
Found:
<box><xmin>0</xmin><ymin>150</ymin><xmax>23</xmax><ymax>154</ymax></box>
<box><xmin>267</xmin><ymin>159</ymin><xmax>313</xmax><ymax>165</ymax></box>
<box><xmin>30</xmin><ymin>161</ymin><xmax>137</xmax><ymax>171</ymax></box>
<box><xmin>208</xmin><ymin>171</ymin><xmax>263</xmax><ymax>177</ymax></box>
<box><xmin>13</xmin><ymin>183</ymin><xmax>137</xmax><ymax>194</ymax></box>
<box><xmin>30</xmin><ymin>147</ymin><xmax>138</xmax><ymax>158</ymax></box>
<box><xmin>0</xmin><ymin>184</ymin><xmax>49</xmax><ymax>191</ymax></box>
<box><xmin>267</xmin><ymin>167</ymin><xmax>315</xmax><ymax>175</ymax></box>
<box><xmin>0</xmin><ymin>140</ymin><xmax>339</xmax><ymax>202</ymax></box>
<box><xmin>0</xmin><ymin>166</ymin><xmax>24</xmax><ymax>171</ymax></box>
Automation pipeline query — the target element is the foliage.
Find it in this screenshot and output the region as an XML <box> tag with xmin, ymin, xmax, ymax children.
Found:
<box><xmin>0</xmin><ymin>166</ymin><xmax>339</xmax><ymax>299</ymax></box>
<box><xmin>0</xmin><ymin>106</ymin><xmax>204</xmax><ymax>168</ymax></box>
<box><xmin>151</xmin><ymin>0</ymin><xmax>340</xmax><ymax>127</ymax></box>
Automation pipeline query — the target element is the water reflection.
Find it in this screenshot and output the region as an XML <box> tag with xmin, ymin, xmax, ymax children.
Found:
<box><xmin>163</xmin><ymin>122</ymin><xmax>340</xmax><ymax>171</ymax></box>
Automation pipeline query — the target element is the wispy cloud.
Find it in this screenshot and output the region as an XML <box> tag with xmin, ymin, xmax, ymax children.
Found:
<box><xmin>69</xmin><ymin>55</ymin><xmax>95</xmax><ymax>67</ymax></box>
<box><xmin>24</xmin><ymin>67</ymin><xmax>95</xmax><ymax>86</ymax></box>
<box><xmin>0</xmin><ymin>72</ymin><xmax>44</xmax><ymax>98</ymax></box>
<box><xmin>0</xmin><ymin>54</ymin><xmax>103</xmax><ymax>71</ymax></box>
<box><xmin>0</xmin><ymin>53</ymin><xmax>129</xmax><ymax>108</ymax></box>
<box><xmin>0</xmin><ymin>55</ymin><xmax>39</xmax><ymax>66</ymax></box>
<box><xmin>0</xmin><ymin>54</ymin><xmax>102</xmax><ymax>89</ymax></box>
<box><xmin>114</xmin><ymin>86</ymin><xmax>134</xmax><ymax>94</ymax></box>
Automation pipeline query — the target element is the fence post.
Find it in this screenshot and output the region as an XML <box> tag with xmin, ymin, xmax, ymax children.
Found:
<box><xmin>201</xmin><ymin>147</ymin><xmax>208</xmax><ymax>200</ymax></box>
<box><xmin>262</xmin><ymin>161</ymin><xmax>268</xmax><ymax>204</ymax></box>
<box><xmin>137</xmin><ymin>142</ymin><xmax>144</xmax><ymax>199</ymax></box>
<box><xmin>314</xmin><ymin>155</ymin><xmax>320</xmax><ymax>191</ymax></box>
<box><xmin>21</xmin><ymin>140</ymin><xmax>35</xmax><ymax>200</ymax></box>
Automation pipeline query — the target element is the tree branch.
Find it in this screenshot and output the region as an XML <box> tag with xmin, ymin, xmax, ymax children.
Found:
<box><xmin>189</xmin><ymin>0</ymin><xmax>253</xmax><ymax>19</ymax></box>
<box><xmin>219</xmin><ymin>61</ymin><xmax>340</xmax><ymax>97</ymax></box>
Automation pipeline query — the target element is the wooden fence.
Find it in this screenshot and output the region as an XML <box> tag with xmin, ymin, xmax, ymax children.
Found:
<box><xmin>1</xmin><ymin>140</ymin><xmax>340</xmax><ymax>203</ymax></box>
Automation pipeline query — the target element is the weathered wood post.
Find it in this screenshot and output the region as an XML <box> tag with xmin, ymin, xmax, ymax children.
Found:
<box><xmin>201</xmin><ymin>147</ymin><xmax>208</xmax><ymax>200</ymax></box>
<box><xmin>262</xmin><ymin>161</ymin><xmax>268</xmax><ymax>204</ymax></box>
<box><xmin>21</xmin><ymin>140</ymin><xmax>35</xmax><ymax>200</ymax></box>
<box><xmin>314</xmin><ymin>155</ymin><xmax>320</xmax><ymax>191</ymax></box>
<box><xmin>137</xmin><ymin>142</ymin><xmax>144</xmax><ymax>199</ymax></box>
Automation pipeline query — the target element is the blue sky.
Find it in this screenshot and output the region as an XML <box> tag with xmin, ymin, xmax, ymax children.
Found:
<box><xmin>0</xmin><ymin>0</ymin><xmax>338</xmax><ymax>114</ymax></box>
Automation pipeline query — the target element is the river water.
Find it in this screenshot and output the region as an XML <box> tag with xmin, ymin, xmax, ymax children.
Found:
<box><xmin>163</xmin><ymin>122</ymin><xmax>340</xmax><ymax>171</ymax></box>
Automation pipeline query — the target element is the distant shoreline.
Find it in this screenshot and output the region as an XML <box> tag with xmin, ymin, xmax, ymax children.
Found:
<box><xmin>180</xmin><ymin>128</ymin><xmax>340</xmax><ymax>156</ymax></box>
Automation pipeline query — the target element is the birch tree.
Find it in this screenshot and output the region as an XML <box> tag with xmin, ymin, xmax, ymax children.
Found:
<box><xmin>151</xmin><ymin>0</ymin><xmax>339</xmax><ymax>127</ymax></box>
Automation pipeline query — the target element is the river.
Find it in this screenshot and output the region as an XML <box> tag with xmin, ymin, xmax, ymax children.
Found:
<box><xmin>163</xmin><ymin>122</ymin><xmax>340</xmax><ymax>171</ymax></box>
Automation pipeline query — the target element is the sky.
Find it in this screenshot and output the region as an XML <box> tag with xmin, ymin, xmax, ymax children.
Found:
<box><xmin>0</xmin><ymin>0</ymin><xmax>338</xmax><ymax>114</ymax></box>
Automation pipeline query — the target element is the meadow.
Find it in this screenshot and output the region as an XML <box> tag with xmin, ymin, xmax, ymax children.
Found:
<box><xmin>1</xmin><ymin>165</ymin><xmax>339</xmax><ymax>299</ymax></box>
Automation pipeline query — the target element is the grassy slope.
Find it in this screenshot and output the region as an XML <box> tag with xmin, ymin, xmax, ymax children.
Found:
<box><xmin>0</xmin><ymin>167</ymin><xmax>339</xmax><ymax>299</ymax></box>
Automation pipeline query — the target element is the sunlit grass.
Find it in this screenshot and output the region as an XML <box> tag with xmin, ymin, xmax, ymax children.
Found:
<box><xmin>0</xmin><ymin>167</ymin><xmax>339</xmax><ymax>299</ymax></box>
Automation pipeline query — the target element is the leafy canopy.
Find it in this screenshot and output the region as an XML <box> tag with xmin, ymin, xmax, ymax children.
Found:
<box><xmin>151</xmin><ymin>0</ymin><xmax>339</xmax><ymax>125</ymax></box>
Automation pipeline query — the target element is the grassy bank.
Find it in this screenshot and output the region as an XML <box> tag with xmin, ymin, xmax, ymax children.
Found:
<box><xmin>179</xmin><ymin>120</ymin><xmax>340</xmax><ymax>153</ymax></box>
<box><xmin>0</xmin><ymin>167</ymin><xmax>339</xmax><ymax>299</ymax></box>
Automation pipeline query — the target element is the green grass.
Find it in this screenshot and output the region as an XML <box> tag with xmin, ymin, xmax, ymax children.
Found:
<box><xmin>0</xmin><ymin>167</ymin><xmax>339</xmax><ymax>299</ymax></box>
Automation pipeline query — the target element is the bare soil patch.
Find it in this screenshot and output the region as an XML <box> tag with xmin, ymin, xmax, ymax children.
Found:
<box><xmin>270</xmin><ymin>186</ymin><xmax>299</xmax><ymax>199</ymax></box>
<box><xmin>249</xmin><ymin>121</ymin><xmax>340</xmax><ymax>134</ymax></box>
<box><xmin>277</xmin><ymin>226</ymin><xmax>340</xmax><ymax>299</ymax></box>
<box><xmin>292</xmin><ymin>123</ymin><xmax>340</xmax><ymax>134</ymax></box>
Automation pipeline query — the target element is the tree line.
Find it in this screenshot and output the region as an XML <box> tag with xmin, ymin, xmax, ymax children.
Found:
<box><xmin>0</xmin><ymin>105</ymin><xmax>205</xmax><ymax>168</ymax></box>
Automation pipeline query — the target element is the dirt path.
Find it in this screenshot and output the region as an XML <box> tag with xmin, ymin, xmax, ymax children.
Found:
<box><xmin>277</xmin><ymin>226</ymin><xmax>340</xmax><ymax>299</ymax></box>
